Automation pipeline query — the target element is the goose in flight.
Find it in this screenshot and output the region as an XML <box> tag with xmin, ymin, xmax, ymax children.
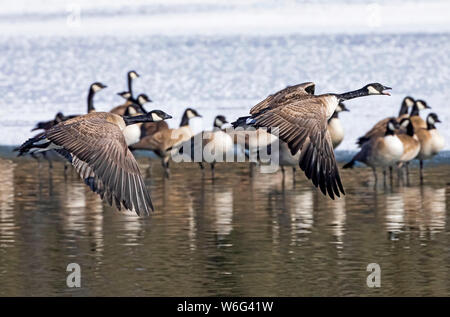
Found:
<box><xmin>17</xmin><ymin>110</ymin><xmax>172</xmax><ymax>216</ymax></box>
<box><xmin>232</xmin><ymin>82</ymin><xmax>391</xmax><ymax>199</ymax></box>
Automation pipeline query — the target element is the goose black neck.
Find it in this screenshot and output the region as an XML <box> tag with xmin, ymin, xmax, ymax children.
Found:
<box><xmin>335</xmin><ymin>88</ymin><xmax>367</xmax><ymax>101</ymax></box>
<box><xmin>330</xmin><ymin>111</ymin><xmax>339</xmax><ymax>119</ymax></box>
<box><xmin>410</xmin><ymin>105</ymin><xmax>420</xmax><ymax>117</ymax></box>
<box><xmin>427</xmin><ymin>121</ymin><xmax>436</xmax><ymax>130</ymax></box>
<box><xmin>123</xmin><ymin>114</ymin><xmax>150</xmax><ymax>126</ymax></box>
<box><xmin>128</xmin><ymin>76</ymin><xmax>134</xmax><ymax>99</ymax></box>
<box><xmin>405</xmin><ymin>122</ymin><xmax>414</xmax><ymax>136</ymax></box>
<box><xmin>398</xmin><ymin>103</ymin><xmax>409</xmax><ymax>116</ymax></box>
<box><xmin>180</xmin><ymin>113</ymin><xmax>190</xmax><ymax>127</ymax></box>
<box><xmin>87</xmin><ymin>89</ymin><xmax>96</xmax><ymax>113</ymax></box>
<box><xmin>385</xmin><ymin>127</ymin><xmax>395</xmax><ymax>136</ymax></box>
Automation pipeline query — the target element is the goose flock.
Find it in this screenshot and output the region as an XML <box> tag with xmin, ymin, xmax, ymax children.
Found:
<box><xmin>15</xmin><ymin>71</ymin><xmax>445</xmax><ymax>216</ymax></box>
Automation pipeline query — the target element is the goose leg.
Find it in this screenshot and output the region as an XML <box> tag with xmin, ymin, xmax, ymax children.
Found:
<box><xmin>281</xmin><ymin>166</ymin><xmax>286</xmax><ymax>185</ymax></box>
<box><xmin>372</xmin><ymin>167</ymin><xmax>378</xmax><ymax>186</ymax></box>
<box><xmin>45</xmin><ymin>152</ymin><xmax>53</xmax><ymax>169</ymax></box>
<box><xmin>383</xmin><ymin>168</ymin><xmax>386</xmax><ymax>186</ymax></box>
<box><xmin>389</xmin><ymin>166</ymin><xmax>393</xmax><ymax>185</ymax></box>
<box><xmin>405</xmin><ymin>162</ymin><xmax>410</xmax><ymax>185</ymax></box>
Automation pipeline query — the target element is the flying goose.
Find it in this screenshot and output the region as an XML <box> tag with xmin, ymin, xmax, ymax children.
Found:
<box><xmin>178</xmin><ymin>115</ymin><xmax>233</xmax><ymax>178</ymax></box>
<box><xmin>328</xmin><ymin>102</ymin><xmax>349</xmax><ymax>149</ymax></box>
<box><xmin>415</xmin><ymin>113</ymin><xmax>444</xmax><ymax>182</ymax></box>
<box><xmin>232</xmin><ymin>82</ymin><xmax>391</xmax><ymax>199</ymax></box>
<box><xmin>17</xmin><ymin>110</ymin><xmax>172</xmax><ymax>215</ymax></box>
<box><xmin>396</xmin><ymin>118</ymin><xmax>421</xmax><ymax>182</ymax></box>
<box><xmin>229</xmin><ymin>82</ymin><xmax>317</xmax><ymax>178</ymax></box>
<box><xmin>343</xmin><ymin>119</ymin><xmax>403</xmax><ymax>184</ymax></box>
<box><xmin>356</xmin><ymin>96</ymin><xmax>415</xmax><ymax>147</ymax></box>
<box><xmin>130</xmin><ymin>108</ymin><xmax>202</xmax><ymax>177</ymax></box>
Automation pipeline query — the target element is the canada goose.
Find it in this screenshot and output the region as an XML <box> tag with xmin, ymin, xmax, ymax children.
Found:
<box><xmin>410</xmin><ymin>99</ymin><xmax>431</xmax><ymax>131</ymax></box>
<box><xmin>130</xmin><ymin>108</ymin><xmax>202</xmax><ymax>177</ymax></box>
<box><xmin>14</xmin><ymin>82</ymin><xmax>107</xmax><ymax>167</ymax></box>
<box><xmin>232</xmin><ymin>82</ymin><xmax>392</xmax><ymax>199</ymax></box>
<box><xmin>343</xmin><ymin>119</ymin><xmax>403</xmax><ymax>184</ymax></box>
<box><xmin>328</xmin><ymin>102</ymin><xmax>349</xmax><ymax>149</ymax></box>
<box><xmin>16</xmin><ymin>110</ymin><xmax>172</xmax><ymax>215</ymax></box>
<box><xmin>31</xmin><ymin>82</ymin><xmax>107</xmax><ymax>132</ymax></box>
<box><xmin>178</xmin><ymin>115</ymin><xmax>233</xmax><ymax>178</ymax></box>
<box><xmin>356</xmin><ymin>96</ymin><xmax>415</xmax><ymax>147</ymax></box>
<box><xmin>111</xmin><ymin>92</ymin><xmax>151</xmax><ymax>116</ymax></box>
<box><xmin>415</xmin><ymin>113</ymin><xmax>444</xmax><ymax>182</ymax></box>
<box><xmin>396</xmin><ymin>118</ymin><xmax>421</xmax><ymax>182</ymax></box>
<box><xmin>86</xmin><ymin>82</ymin><xmax>107</xmax><ymax>113</ymax></box>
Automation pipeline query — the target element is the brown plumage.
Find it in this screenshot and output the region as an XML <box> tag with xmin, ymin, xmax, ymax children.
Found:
<box><xmin>233</xmin><ymin>82</ymin><xmax>391</xmax><ymax>199</ymax></box>
<box><xmin>356</xmin><ymin>96</ymin><xmax>415</xmax><ymax>147</ymax></box>
<box><xmin>130</xmin><ymin>108</ymin><xmax>202</xmax><ymax>177</ymax></box>
<box><xmin>250</xmin><ymin>82</ymin><xmax>316</xmax><ymax>115</ymax></box>
<box><xmin>17</xmin><ymin>110</ymin><xmax>172</xmax><ymax>215</ymax></box>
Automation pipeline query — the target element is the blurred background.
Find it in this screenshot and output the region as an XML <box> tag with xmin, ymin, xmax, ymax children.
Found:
<box><xmin>0</xmin><ymin>0</ymin><xmax>449</xmax><ymax>150</ymax></box>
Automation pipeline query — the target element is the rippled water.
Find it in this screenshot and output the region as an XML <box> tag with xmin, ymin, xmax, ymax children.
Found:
<box><xmin>0</xmin><ymin>155</ymin><xmax>449</xmax><ymax>296</ymax></box>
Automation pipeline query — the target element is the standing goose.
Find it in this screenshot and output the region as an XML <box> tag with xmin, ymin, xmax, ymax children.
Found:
<box><xmin>415</xmin><ymin>113</ymin><xmax>444</xmax><ymax>182</ymax></box>
<box><xmin>16</xmin><ymin>110</ymin><xmax>172</xmax><ymax>215</ymax></box>
<box><xmin>232</xmin><ymin>83</ymin><xmax>392</xmax><ymax>199</ymax></box>
<box><xmin>343</xmin><ymin>119</ymin><xmax>403</xmax><ymax>184</ymax></box>
<box><xmin>178</xmin><ymin>115</ymin><xmax>233</xmax><ymax>178</ymax></box>
<box><xmin>130</xmin><ymin>108</ymin><xmax>202</xmax><ymax>178</ymax></box>
<box><xmin>396</xmin><ymin>118</ymin><xmax>421</xmax><ymax>182</ymax></box>
<box><xmin>410</xmin><ymin>99</ymin><xmax>431</xmax><ymax>131</ymax></box>
<box><xmin>110</xmin><ymin>70</ymin><xmax>151</xmax><ymax>115</ymax></box>
<box><xmin>356</xmin><ymin>96</ymin><xmax>415</xmax><ymax>147</ymax></box>
<box><xmin>14</xmin><ymin>82</ymin><xmax>107</xmax><ymax>166</ymax></box>
<box><xmin>31</xmin><ymin>82</ymin><xmax>107</xmax><ymax>132</ymax></box>
<box><xmin>328</xmin><ymin>102</ymin><xmax>349</xmax><ymax>149</ymax></box>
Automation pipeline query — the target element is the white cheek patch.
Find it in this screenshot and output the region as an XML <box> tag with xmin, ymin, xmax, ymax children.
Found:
<box><xmin>405</xmin><ymin>99</ymin><xmax>414</xmax><ymax>107</ymax></box>
<box><xmin>388</xmin><ymin>122</ymin><xmax>395</xmax><ymax>131</ymax></box>
<box><xmin>367</xmin><ymin>86</ymin><xmax>379</xmax><ymax>95</ymax></box>
<box><xmin>138</xmin><ymin>96</ymin><xmax>146</xmax><ymax>104</ymax></box>
<box><xmin>187</xmin><ymin>110</ymin><xmax>195</xmax><ymax>119</ymax></box>
<box><xmin>128</xmin><ymin>107</ymin><xmax>137</xmax><ymax>115</ymax></box>
<box><xmin>215</xmin><ymin>118</ymin><xmax>222</xmax><ymax>127</ymax></box>
<box><xmin>400</xmin><ymin>120</ymin><xmax>409</xmax><ymax>128</ymax></box>
<box><xmin>152</xmin><ymin>113</ymin><xmax>162</xmax><ymax>121</ymax></box>
<box><xmin>92</xmin><ymin>85</ymin><xmax>101</xmax><ymax>92</ymax></box>
<box><xmin>428</xmin><ymin>117</ymin><xmax>435</xmax><ymax>125</ymax></box>
<box><xmin>130</xmin><ymin>72</ymin><xmax>138</xmax><ymax>79</ymax></box>
<box><xmin>417</xmin><ymin>101</ymin><xmax>425</xmax><ymax>110</ymax></box>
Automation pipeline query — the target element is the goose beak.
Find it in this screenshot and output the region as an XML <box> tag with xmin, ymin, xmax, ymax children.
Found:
<box><xmin>435</xmin><ymin>118</ymin><xmax>441</xmax><ymax>123</ymax></box>
<box><xmin>164</xmin><ymin>114</ymin><xmax>172</xmax><ymax>120</ymax></box>
<box><xmin>382</xmin><ymin>86</ymin><xmax>391</xmax><ymax>96</ymax></box>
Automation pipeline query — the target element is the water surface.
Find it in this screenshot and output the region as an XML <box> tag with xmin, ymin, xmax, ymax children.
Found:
<box><xmin>0</xmin><ymin>155</ymin><xmax>449</xmax><ymax>296</ymax></box>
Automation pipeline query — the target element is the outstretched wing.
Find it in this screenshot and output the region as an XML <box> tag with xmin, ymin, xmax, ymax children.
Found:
<box><xmin>250</xmin><ymin>82</ymin><xmax>315</xmax><ymax>115</ymax></box>
<box><xmin>251</xmin><ymin>98</ymin><xmax>345</xmax><ymax>199</ymax></box>
<box><xmin>47</xmin><ymin>116</ymin><xmax>153</xmax><ymax>215</ymax></box>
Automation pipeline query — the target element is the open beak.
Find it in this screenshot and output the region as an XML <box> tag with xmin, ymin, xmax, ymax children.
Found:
<box><xmin>382</xmin><ymin>86</ymin><xmax>392</xmax><ymax>96</ymax></box>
